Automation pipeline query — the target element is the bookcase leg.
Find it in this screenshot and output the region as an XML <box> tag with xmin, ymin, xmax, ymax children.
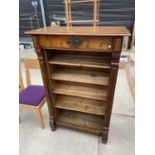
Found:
<box><xmin>101</xmin><ymin>127</ymin><xmax>109</xmax><ymax>144</ymax></box>
<box><xmin>50</xmin><ymin>116</ymin><xmax>56</xmax><ymax>131</ymax></box>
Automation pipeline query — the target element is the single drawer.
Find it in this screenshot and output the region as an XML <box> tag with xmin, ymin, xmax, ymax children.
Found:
<box><xmin>38</xmin><ymin>35</ymin><xmax>113</xmax><ymax>51</ymax></box>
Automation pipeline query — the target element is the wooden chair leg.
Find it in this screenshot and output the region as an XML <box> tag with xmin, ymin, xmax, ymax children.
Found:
<box><xmin>35</xmin><ymin>109</ymin><xmax>45</xmax><ymax>129</ymax></box>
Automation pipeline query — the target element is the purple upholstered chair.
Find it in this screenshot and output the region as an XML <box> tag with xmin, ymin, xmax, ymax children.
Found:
<box><xmin>19</xmin><ymin>59</ymin><xmax>46</xmax><ymax>128</ymax></box>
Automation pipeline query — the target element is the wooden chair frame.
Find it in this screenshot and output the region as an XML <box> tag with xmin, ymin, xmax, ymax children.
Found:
<box><xmin>19</xmin><ymin>59</ymin><xmax>46</xmax><ymax>129</ymax></box>
<box><xmin>65</xmin><ymin>0</ymin><xmax>100</xmax><ymax>26</ymax></box>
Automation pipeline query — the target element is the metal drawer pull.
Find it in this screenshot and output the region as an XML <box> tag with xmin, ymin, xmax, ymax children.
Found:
<box><xmin>67</xmin><ymin>38</ymin><xmax>81</xmax><ymax>47</ymax></box>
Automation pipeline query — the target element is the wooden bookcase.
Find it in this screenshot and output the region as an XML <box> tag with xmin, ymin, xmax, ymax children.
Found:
<box><xmin>26</xmin><ymin>26</ymin><xmax>130</xmax><ymax>143</ymax></box>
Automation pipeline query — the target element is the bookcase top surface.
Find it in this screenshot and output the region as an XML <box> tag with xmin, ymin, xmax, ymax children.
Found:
<box><xmin>25</xmin><ymin>26</ymin><xmax>130</xmax><ymax>36</ymax></box>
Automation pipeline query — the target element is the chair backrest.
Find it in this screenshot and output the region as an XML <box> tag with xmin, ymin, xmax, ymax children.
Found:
<box><xmin>23</xmin><ymin>59</ymin><xmax>40</xmax><ymax>86</ymax></box>
<box><xmin>64</xmin><ymin>0</ymin><xmax>100</xmax><ymax>27</ymax></box>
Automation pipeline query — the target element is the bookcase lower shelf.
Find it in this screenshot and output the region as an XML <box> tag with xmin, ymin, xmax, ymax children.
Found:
<box><xmin>56</xmin><ymin>110</ymin><xmax>104</xmax><ymax>135</ymax></box>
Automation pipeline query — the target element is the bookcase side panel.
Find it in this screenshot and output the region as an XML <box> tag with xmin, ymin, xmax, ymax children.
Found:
<box><xmin>32</xmin><ymin>35</ymin><xmax>56</xmax><ymax>130</ymax></box>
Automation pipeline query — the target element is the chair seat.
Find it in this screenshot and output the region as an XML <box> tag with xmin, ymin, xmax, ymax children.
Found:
<box><xmin>19</xmin><ymin>85</ymin><xmax>45</xmax><ymax>106</ymax></box>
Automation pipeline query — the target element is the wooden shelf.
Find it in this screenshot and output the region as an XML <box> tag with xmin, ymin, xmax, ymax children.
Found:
<box><xmin>48</xmin><ymin>54</ymin><xmax>111</xmax><ymax>69</ymax></box>
<box><xmin>53</xmin><ymin>82</ymin><xmax>107</xmax><ymax>101</ymax></box>
<box><xmin>52</xmin><ymin>68</ymin><xmax>109</xmax><ymax>85</ymax></box>
<box><xmin>55</xmin><ymin>95</ymin><xmax>105</xmax><ymax>115</ymax></box>
<box><xmin>56</xmin><ymin>110</ymin><xmax>103</xmax><ymax>135</ymax></box>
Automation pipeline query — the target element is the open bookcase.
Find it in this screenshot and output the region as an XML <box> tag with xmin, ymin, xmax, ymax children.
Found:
<box><xmin>26</xmin><ymin>26</ymin><xmax>130</xmax><ymax>143</ymax></box>
<box><xmin>46</xmin><ymin>50</ymin><xmax>111</xmax><ymax>135</ymax></box>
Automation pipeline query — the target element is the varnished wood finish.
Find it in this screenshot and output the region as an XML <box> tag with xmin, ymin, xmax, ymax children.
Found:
<box><xmin>48</xmin><ymin>54</ymin><xmax>111</xmax><ymax>69</ymax></box>
<box><xmin>55</xmin><ymin>95</ymin><xmax>105</xmax><ymax>116</ymax></box>
<box><xmin>38</xmin><ymin>35</ymin><xmax>113</xmax><ymax>51</ymax></box>
<box><xmin>53</xmin><ymin>81</ymin><xmax>107</xmax><ymax>101</ymax></box>
<box><xmin>57</xmin><ymin>110</ymin><xmax>103</xmax><ymax>135</ymax></box>
<box><xmin>25</xmin><ymin>26</ymin><xmax>130</xmax><ymax>36</ymax></box>
<box><xmin>51</xmin><ymin>68</ymin><xmax>109</xmax><ymax>85</ymax></box>
<box><xmin>26</xmin><ymin>26</ymin><xmax>130</xmax><ymax>143</ymax></box>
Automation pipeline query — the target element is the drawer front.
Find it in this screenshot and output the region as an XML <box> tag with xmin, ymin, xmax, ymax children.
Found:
<box><xmin>38</xmin><ymin>35</ymin><xmax>113</xmax><ymax>51</ymax></box>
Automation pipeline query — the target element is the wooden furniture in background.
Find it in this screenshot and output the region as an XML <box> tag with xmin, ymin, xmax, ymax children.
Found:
<box><xmin>26</xmin><ymin>26</ymin><xmax>130</xmax><ymax>143</ymax></box>
<box><xmin>19</xmin><ymin>59</ymin><xmax>46</xmax><ymax>128</ymax></box>
<box><xmin>19</xmin><ymin>63</ymin><xmax>24</xmax><ymax>93</ymax></box>
<box><xmin>64</xmin><ymin>0</ymin><xmax>100</xmax><ymax>26</ymax></box>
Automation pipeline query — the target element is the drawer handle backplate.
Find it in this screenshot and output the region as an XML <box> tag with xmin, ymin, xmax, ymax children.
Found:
<box><xmin>67</xmin><ymin>38</ymin><xmax>81</xmax><ymax>47</ymax></box>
